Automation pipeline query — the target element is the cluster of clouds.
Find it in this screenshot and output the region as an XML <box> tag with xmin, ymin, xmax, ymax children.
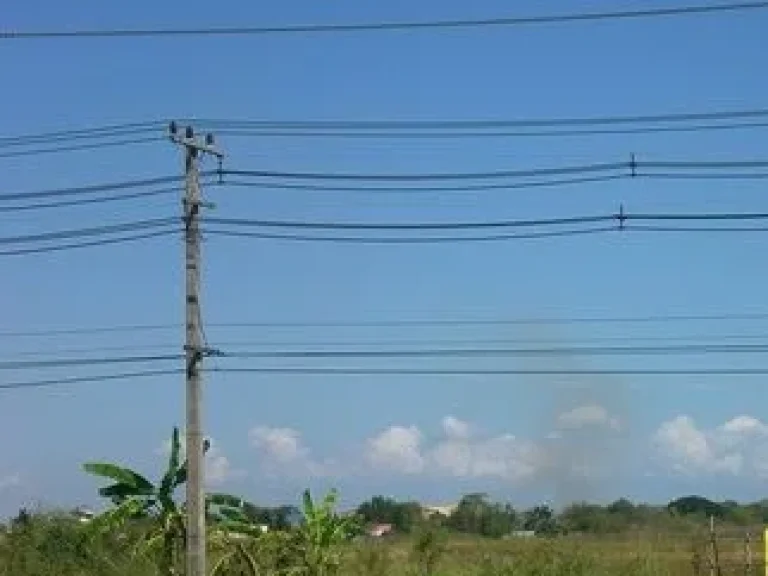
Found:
<box><xmin>653</xmin><ymin>414</ymin><xmax>768</xmax><ymax>478</ymax></box>
<box><xmin>147</xmin><ymin>408</ymin><xmax>768</xmax><ymax>487</ymax></box>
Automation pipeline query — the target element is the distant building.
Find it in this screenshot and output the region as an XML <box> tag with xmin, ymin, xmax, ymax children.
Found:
<box><xmin>72</xmin><ymin>507</ymin><xmax>95</xmax><ymax>523</ymax></box>
<box><xmin>367</xmin><ymin>523</ymin><xmax>393</xmax><ymax>538</ymax></box>
<box><xmin>507</xmin><ymin>530</ymin><xmax>536</xmax><ymax>538</ymax></box>
<box><xmin>421</xmin><ymin>503</ymin><xmax>458</xmax><ymax>518</ymax></box>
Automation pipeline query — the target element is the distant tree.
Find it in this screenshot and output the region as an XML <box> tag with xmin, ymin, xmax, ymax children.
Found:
<box><xmin>356</xmin><ymin>496</ymin><xmax>422</xmax><ymax>532</ymax></box>
<box><xmin>522</xmin><ymin>505</ymin><xmax>560</xmax><ymax>536</ymax></box>
<box><xmin>560</xmin><ymin>502</ymin><xmax>616</xmax><ymax>534</ymax></box>
<box><xmin>668</xmin><ymin>496</ymin><xmax>724</xmax><ymax>519</ymax></box>
<box><xmin>241</xmin><ymin>502</ymin><xmax>301</xmax><ymax>530</ymax></box>
<box><xmin>446</xmin><ymin>493</ymin><xmax>517</xmax><ymax>538</ymax></box>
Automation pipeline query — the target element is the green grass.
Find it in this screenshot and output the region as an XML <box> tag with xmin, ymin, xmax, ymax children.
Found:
<box><xmin>0</xmin><ymin>515</ymin><xmax>763</xmax><ymax>576</ymax></box>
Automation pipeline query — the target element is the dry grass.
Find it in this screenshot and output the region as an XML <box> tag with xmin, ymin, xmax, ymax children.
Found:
<box><xmin>0</xmin><ymin>516</ymin><xmax>764</xmax><ymax>576</ymax></box>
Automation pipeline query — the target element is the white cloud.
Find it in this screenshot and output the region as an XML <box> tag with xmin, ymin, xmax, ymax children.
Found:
<box><xmin>0</xmin><ymin>473</ymin><xmax>20</xmax><ymax>491</ymax></box>
<box><xmin>157</xmin><ymin>433</ymin><xmax>241</xmax><ymax>486</ymax></box>
<box><xmin>249</xmin><ymin>425</ymin><xmax>338</xmax><ymax>477</ymax></box>
<box><xmin>366</xmin><ymin>418</ymin><xmax>542</xmax><ymax>482</ymax></box>
<box><xmin>367</xmin><ymin>425</ymin><xmax>425</xmax><ymax>474</ymax></box>
<box><xmin>441</xmin><ymin>416</ymin><xmax>471</xmax><ymax>440</ymax></box>
<box><xmin>653</xmin><ymin>414</ymin><xmax>768</xmax><ymax>477</ymax></box>
<box><xmin>557</xmin><ymin>404</ymin><xmax>620</xmax><ymax>431</ymax></box>
<box><xmin>249</xmin><ymin>426</ymin><xmax>308</xmax><ymax>463</ymax></box>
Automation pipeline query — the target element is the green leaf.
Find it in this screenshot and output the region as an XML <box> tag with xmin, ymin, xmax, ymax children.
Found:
<box><xmin>302</xmin><ymin>489</ymin><xmax>315</xmax><ymax>520</ymax></box>
<box><xmin>236</xmin><ymin>541</ymin><xmax>259</xmax><ymax>575</ymax></box>
<box><xmin>159</xmin><ymin>427</ymin><xmax>182</xmax><ymax>499</ymax></box>
<box><xmin>98</xmin><ymin>482</ymin><xmax>142</xmax><ymax>499</ymax></box>
<box><xmin>172</xmin><ymin>436</ymin><xmax>211</xmax><ymax>488</ymax></box>
<box><xmin>83</xmin><ymin>462</ymin><xmax>154</xmax><ymax>494</ymax></box>
<box><xmin>208</xmin><ymin>492</ymin><xmax>246</xmax><ymax>509</ymax></box>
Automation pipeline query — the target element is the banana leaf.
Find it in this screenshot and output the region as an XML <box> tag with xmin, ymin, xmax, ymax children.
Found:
<box><xmin>84</xmin><ymin>462</ymin><xmax>154</xmax><ymax>494</ymax></box>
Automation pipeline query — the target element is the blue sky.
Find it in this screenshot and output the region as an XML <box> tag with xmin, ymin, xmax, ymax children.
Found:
<box><xmin>2</xmin><ymin>1</ymin><xmax>768</xmax><ymax>517</ymax></box>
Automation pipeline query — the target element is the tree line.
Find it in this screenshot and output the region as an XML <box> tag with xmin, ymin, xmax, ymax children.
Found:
<box><xmin>351</xmin><ymin>493</ymin><xmax>768</xmax><ymax>538</ymax></box>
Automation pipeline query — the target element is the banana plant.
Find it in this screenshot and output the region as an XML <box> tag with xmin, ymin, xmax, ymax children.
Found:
<box><xmin>298</xmin><ymin>488</ymin><xmax>362</xmax><ymax>576</ymax></box>
<box><xmin>83</xmin><ymin>426</ymin><xmax>210</xmax><ymax>576</ymax></box>
<box><xmin>207</xmin><ymin>493</ymin><xmax>267</xmax><ymax>576</ymax></box>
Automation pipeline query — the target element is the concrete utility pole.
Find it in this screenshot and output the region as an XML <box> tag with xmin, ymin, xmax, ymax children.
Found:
<box><xmin>169</xmin><ymin>122</ymin><xmax>222</xmax><ymax>576</ymax></box>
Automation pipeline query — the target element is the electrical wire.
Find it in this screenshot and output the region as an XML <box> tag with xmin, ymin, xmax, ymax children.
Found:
<box><xmin>8</xmin><ymin>343</ymin><xmax>765</xmax><ymax>372</ymax></box>
<box><xmin>10</xmin><ymin>333</ymin><xmax>768</xmax><ymax>358</ymax></box>
<box><xmin>0</xmin><ymin>175</ymin><xmax>185</xmax><ymax>202</ymax></box>
<box><xmin>0</xmin><ymin>136</ymin><xmax>163</xmax><ymax>159</ymax></box>
<box><xmin>220</xmin><ymin>159</ymin><xmax>768</xmax><ymax>184</ymax></box>
<box><xmin>207</xmin><ymin>121</ymin><xmax>768</xmax><ymax>139</ymax></box>
<box><xmin>0</xmin><ymin>186</ymin><xmax>182</xmax><ymax>212</ymax></box>
<box><xmin>0</xmin><ymin>121</ymin><xmax>163</xmax><ymax>148</ymax></box>
<box><xmin>210</xmin><ymin>367</ymin><xmax>768</xmax><ymax>377</ymax></box>
<box><xmin>204</xmin><ymin>226</ymin><xmax>616</xmax><ymax>244</ymax></box>
<box><xmin>203</xmin><ymin>312</ymin><xmax>768</xmax><ymax>328</ymax></box>
<box><xmin>221</xmin><ymin>163</ymin><xmax>627</xmax><ymax>182</ymax></box>
<box><xmin>204</xmin><ymin>211</ymin><xmax>768</xmax><ymax>236</ymax></box>
<box><xmin>220</xmin><ymin>342</ymin><xmax>768</xmax><ymax>359</ymax></box>
<box><xmin>202</xmin><ymin>108</ymin><xmax>768</xmax><ymax>130</ymax></box>
<box><xmin>207</xmin><ymin>214</ymin><xmax>615</xmax><ymax>231</ymax></box>
<box><xmin>0</xmin><ymin>369</ymin><xmax>182</xmax><ymax>391</ymax></box>
<box><xmin>220</xmin><ymin>174</ymin><xmax>626</xmax><ymax>194</ymax></box>
<box><xmin>4</xmin><ymin>2</ymin><xmax>764</xmax><ymax>39</ymax></box>
<box><xmin>0</xmin><ymin>354</ymin><xmax>182</xmax><ymax>370</ymax></box>
<box><xmin>0</xmin><ymin>217</ymin><xmax>178</xmax><ymax>246</ymax></box>
<box><xmin>4</xmin><ymin>310</ymin><xmax>768</xmax><ymax>339</ymax></box>
<box><xmin>0</xmin><ymin>228</ymin><xmax>179</xmax><ymax>257</ymax></box>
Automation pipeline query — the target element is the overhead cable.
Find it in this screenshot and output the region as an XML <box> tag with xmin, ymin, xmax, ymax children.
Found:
<box><xmin>0</xmin><ymin>217</ymin><xmax>178</xmax><ymax>246</ymax></box>
<box><xmin>221</xmin><ymin>342</ymin><xmax>768</xmax><ymax>358</ymax></box>
<box><xmin>0</xmin><ymin>175</ymin><xmax>185</xmax><ymax>202</ymax></box>
<box><xmin>3</xmin><ymin>2</ymin><xmax>765</xmax><ymax>40</ymax></box>
<box><xmin>0</xmin><ymin>369</ymin><xmax>182</xmax><ymax>391</ymax></box>
<box><xmin>0</xmin><ymin>136</ymin><xmax>163</xmax><ymax>159</ymax></box>
<box><xmin>211</xmin><ymin>367</ymin><xmax>768</xmax><ymax>376</ymax></box>
<box><xmin>0</xmin><ymin>229</ymin><xmax>179</xmax><ymax>257</ymax></box>
<box><xmin>5</xmin><ymin>310</ymin><xmax>768</xmax><ymax>338</ymax></box>
<box><xmin>204</xmin><ymin>226</ymin><xmax>616</xmax><ymax>244</ymax></box>
<box><xmin>201</xmin><ymin>108</ymin><xmax>768</xmax><ymax>130</ymax></box>
<box><xmin>0</xmin><ymin>354</ymin><xmax>182</xmax><ymax>370</ymax></box>
<box><xmin>0</xmin><ymin>186</ymin><xmax>181</xmax><ymax>212</ymax></box>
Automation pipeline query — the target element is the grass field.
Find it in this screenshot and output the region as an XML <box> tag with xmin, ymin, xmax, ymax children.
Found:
<box><xmin>1</xmin><ymin>514</ymin><xmax>764</xmax><ymax>576</ymax></box>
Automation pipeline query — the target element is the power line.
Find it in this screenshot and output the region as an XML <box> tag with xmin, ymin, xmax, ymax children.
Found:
<box><xmin>0</xmin><ymin>354</ymin><xmax>182</xmax><ymax>370</ymax></box>
<box><xmin>205</xmin><ymin>312</ymin><xmax>768</xmax><ymax>328</ymax></box>
<box><xmin>207</xmin><ymin>213</ymin><xmax>615</xmax><ymax>231</ymax></box>
<box><xmin>220</xmin><ymin>159</ymin><xmax>768</xmax><ymax>183</ymax></box>
<box><xmin>205</xmin><ymin>211</ymin><xmax>768</xmax><ymax>234</ymax></box>
<box><xmin>0</xmin><ymin>369</ymin><xmax>181</xmax><ymax>391</ymax></box>
<box><xmin>220</xmin><ymin>343</ymin><xmax>768</xmax><ymax>359</ymax></box>
<box><xmin>211</xmin><ymin>366</ymin><xmax>768</xmax><ymax>377</ymax></box>
<box><xmin>221</xmin><ymin>163</ymin><xmax>626</xmax><ymax>182</ymax></box>
<box><xmin>5</xmin><ymin>311</ymin><xmax>768</xmax><ymax>338</ymax></box>
<box><xmin>0</xmin><ymin>217</ymin><xmax>178</xmax><ymax>246</ymax></box>
<box><xmin>0</xmin><ymin>186</ymin><xmax>181</xmax><ymax>212</ymax></box>
<box><xmin>0</xmin><ymin>136</ymin><xmax>163</xmax><ymax>159</ymax></box>
<box><xmin>0</xmin><ymin>121</ymin><xmax>162</xmax><ymax>148</ymax></box>
<box><xmin>220</xmin><ymin>174</ymin><xmax>626</xmax><ymax>194</ymax></box>
<box><xmin>202</xmin><ymin>108</ymin><xmax>768</xmax><ymax>131</ymax></box>
<box><xmin>11</xmin><ymin>333</ymin><xmax>768</xmax><ymax>357</ymax></box>
<box><xmin>0</xmin><ymin>229</ymin><xmax>179</xmax><ymax>257</ymax></box>
<box><xmin>8</xmin><ymin>343</ymin><xmax>764</xmax><ymax>371</ymax></box>
<box><xmin>0</xmin><ymin>175</ymin><xmax>185</xmax><ymax>202</ymax></box>
<box><xmin>204</xmin><ymin>226</ymin><xmax>616</xmax><ymax>244</ymax></box>
<box><xmin>3</xmin><ymin>2</ymin><xmax>765</xmax><ymax>40</ymax></box>
<box><xmin>208</xmin><ymin>121</ymin><xmax>768</xmax><ymax>139</ymax></box>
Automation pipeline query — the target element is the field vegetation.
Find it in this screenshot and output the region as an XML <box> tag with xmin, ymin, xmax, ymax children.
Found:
<box><xmin>1</xmin><ymin>427</ymin><xmax>765</xmax><ymax>576</ymax></box>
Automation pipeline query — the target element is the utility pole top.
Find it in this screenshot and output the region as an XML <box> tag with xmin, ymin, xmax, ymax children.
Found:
<box><xmin>169</xmin><ymin>121</ymin><xmax>224</xmax><ymax>159</ymax></box>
